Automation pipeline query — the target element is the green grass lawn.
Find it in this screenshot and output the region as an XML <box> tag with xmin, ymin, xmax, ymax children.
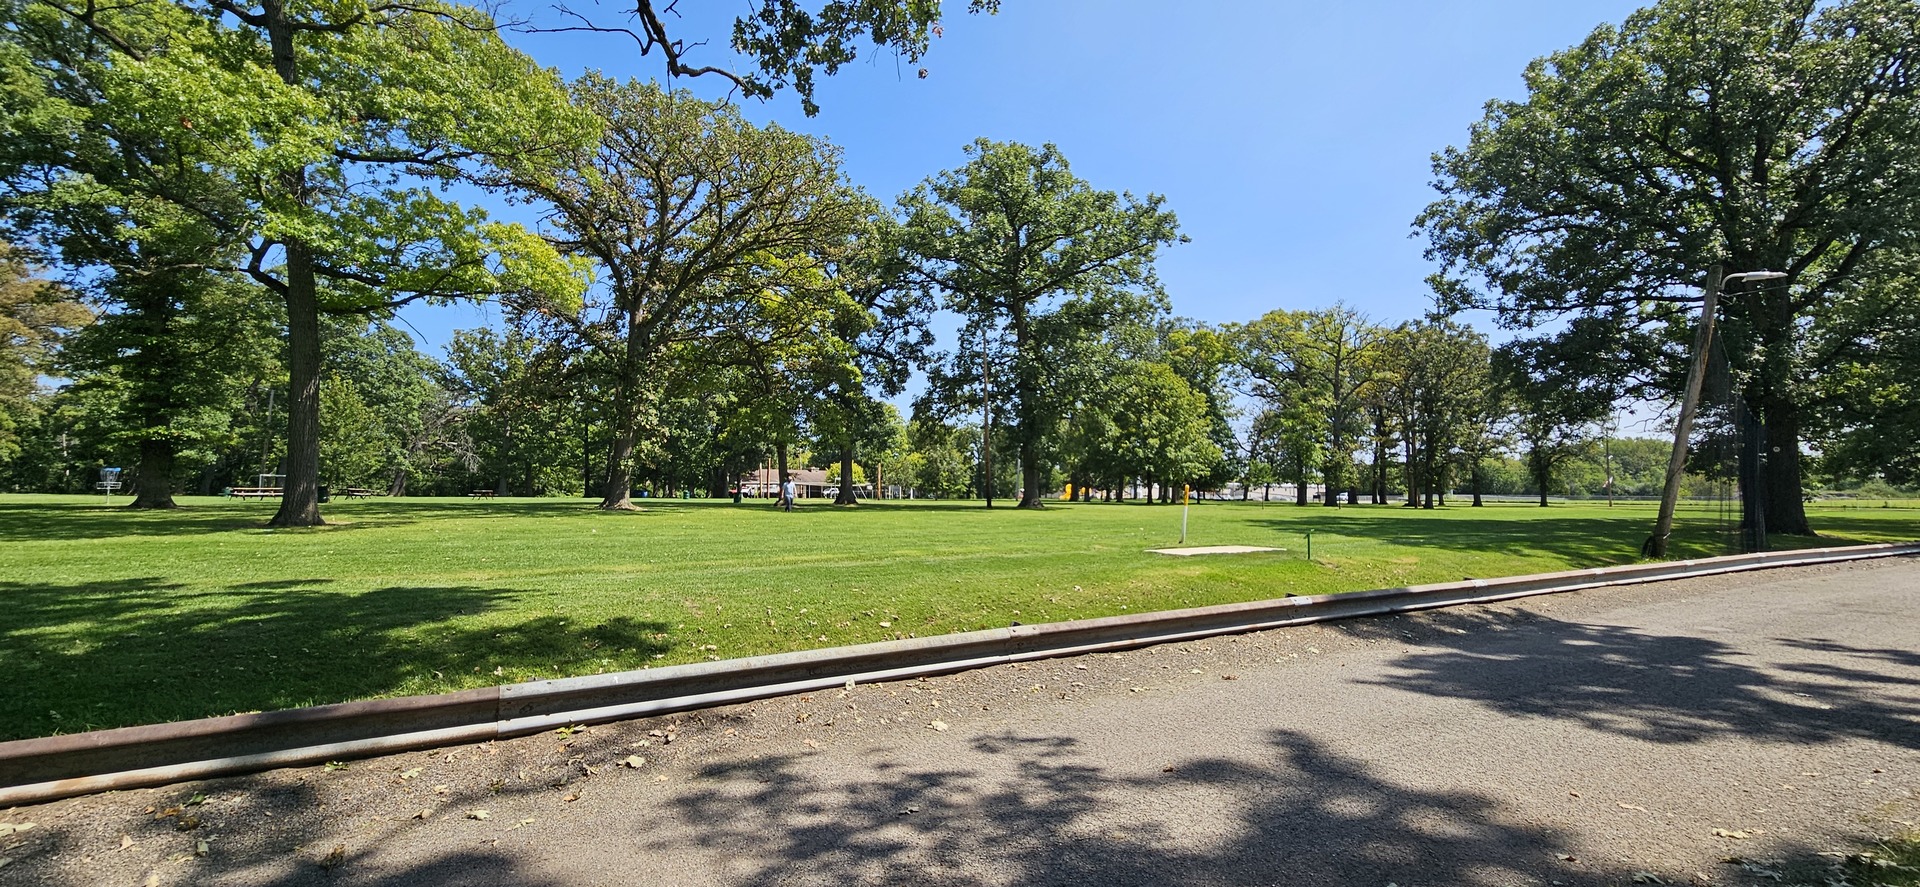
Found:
<box><xmin>2</xmin><ymin>493</ymin><xmax>1914</xmax><ymax>741</ymax></box>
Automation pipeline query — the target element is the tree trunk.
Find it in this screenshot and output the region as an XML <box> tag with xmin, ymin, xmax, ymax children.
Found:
<box><xmin>1470</xmin><ymin>459</ymin><xmax>1484</xmax><ymax>507</ymax></box>
<box><xmin>129</xmin><ymin>437</ymin><xmax>177</xmax><ymax>509</ymax></box>
<box><xmin>389</xmin><ymin>467</ymin><xmax>408</xmax><ymax>497</ymax></box>
<box><xmin>1006</xmin><ymin>305</ymin><xmax>1045</xmax><ymax>510</ymax></box>
<box><xmin>836</xmin><ymin>445</ymin><xmax>858</xmax><ymax>505</ymax></box>
<box><xmin>1532</xmin><ymin>449</ymin><xmax>1551</xmax><ymax>507</ymax></box>
<box><xmin>259</xmin><ymin>1</ymin><xmax>324</xmax><ymax>527</ymax></box>
<box><xmin>1760</xmin><ymin>394</ymin><xmax>1814</xmax><ymax>536</ymax></box>
<box><xmin>1295</xmin><ymin>456</ymin><xmax>1309</xmax><ymax>506</ymax></box>
<box><xmin>1403</xmin><ymin>437</ymin><xmax>1419</xmax><ymax>508</ymax></box>
<box><xmin>269</xmin><ymin>241</ymin><xmax>325</xmax><ymax>527</ymax></box>
<box><xmin>777</xmin><ymin>441</ymin><xmax>790</xmax><ymax>486</ymax></box>
<box><xmin>1321</xmin><ymin>451</ymin><xmax>1341</xmax><ymax>507</ymax></box>
<box><xmin>600</xmin><ymin>425</ymin><xmax>638</xmax><ymax>509</ymax></box>
<box><xmin>1422</xmin><ymin>449</ymin><xmax>1437</xmax><ymax>510</ymax></box>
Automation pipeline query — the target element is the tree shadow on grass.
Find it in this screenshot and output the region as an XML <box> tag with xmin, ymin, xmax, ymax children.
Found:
<box><xmin>0</xmin><ymin>577</ymin><xmax>674</xmax><ymax>741</ymax></box>
<box><xmin>1336</xmin><ymin>609</ymin><xmax>1920</xmax><ymax>750</ymax></box>
<box><xmin>0</xmin><ymin>501</ymin><xmax>275</xmax><ymax>541</ymax></box>
<box><xmin>0</xmin><ymin>497</ymin><xmax>710</xmax><ymax>541</ymax></box>
<box><xmin>1243</xmin><ymin>510</ymin><xmax>1742</xmax><ymax>564</ymax></box>
<box><xmin>646</xmin><ymin>727</ymin><xmax>1692</xmax><ymax>886</ymax></box>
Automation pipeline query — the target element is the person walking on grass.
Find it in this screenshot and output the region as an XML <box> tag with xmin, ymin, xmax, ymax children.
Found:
<box><xmin>781</xmin><ymin>478</ymin><xmax>797</xmax><ymax>512</ymax></box>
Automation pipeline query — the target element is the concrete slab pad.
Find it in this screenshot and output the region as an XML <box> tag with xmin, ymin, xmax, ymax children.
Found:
<box><xmin>1145</xmin><ymin>545</ymin><xmax>1285</xmax><ymax>556</ymax></box>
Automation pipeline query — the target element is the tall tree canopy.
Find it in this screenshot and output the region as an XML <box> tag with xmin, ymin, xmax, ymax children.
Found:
<box><xmin>1419</xmin><ymin>0</ymin><xmax>1920</xmax><ymax>535</ymax></box>
<box><xmin>1</xmin><ymin>0</ymin><xmax>592</xmax><ymax>524</ymax></box>
<box><xmin>511</xmin><ymin>75</ymin><xmax>863</xmax><ymax>510</ymax></box>
<box><xmin>902</xmin><ymin>139</ymin><xmax>1182</xmax><ymax>508</ymax></box>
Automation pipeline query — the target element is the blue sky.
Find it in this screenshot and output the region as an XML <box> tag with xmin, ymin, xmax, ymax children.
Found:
<box><xmin>403</xmin><ymin>0</ymin><xmax>1645</xmax><ymax>354</ymax></box>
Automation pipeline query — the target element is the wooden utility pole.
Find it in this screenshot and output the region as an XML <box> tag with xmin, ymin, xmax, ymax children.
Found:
<box><xmin>1648</xmin><ymin>267</ymin><xmax>1723</xmax><ymax>557</ymax></box>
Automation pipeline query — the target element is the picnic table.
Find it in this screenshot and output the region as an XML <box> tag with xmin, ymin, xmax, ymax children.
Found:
<box><xmin>469</xmin><ymin>490</ymin><xmax>496</xmax><ymax>499</ymax></box>
<box><xmin>227</xmin><ymin>487</ymin><xmax>282</xmax><ymax>499</ymax></box>
<box><xmin>341</xmin><ymin>487</ymin><xmax>376</xmax><ymax>499</ymax></box>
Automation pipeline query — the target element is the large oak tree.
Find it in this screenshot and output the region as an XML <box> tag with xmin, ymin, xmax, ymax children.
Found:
<box><xmin>510</xmin><ymin>75</ymin><xmax>863</xmax><ymax>510</ymax></box>
<box><xmin>901</xmin><ymin>139</ymin><xmax>1182</xmax><ymax>509</ymax></box>
<box><xmin>1419</xmin><ymin>0</ymin><xmax>1920</xmax><ymax>535</ymax></box>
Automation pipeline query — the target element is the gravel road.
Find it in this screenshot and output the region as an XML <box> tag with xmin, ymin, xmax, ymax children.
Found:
<box><xmin>3</xmin><ymin>556</ymin><xmax>1916</xmax><ymax>887</ymax></box>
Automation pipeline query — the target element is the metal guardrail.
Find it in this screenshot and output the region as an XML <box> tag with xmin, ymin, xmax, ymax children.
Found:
<box><xmin>3</xmin><ymin>541</ymin><xmax>1915</xmax><ymax>807</ymax></box>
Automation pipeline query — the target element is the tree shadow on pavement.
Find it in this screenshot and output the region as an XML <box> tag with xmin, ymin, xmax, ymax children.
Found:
<box><xmin>1338</xmin><ymin>609</ymin><xmax>1920</xmax><ymax>750</ymax></box>
<box><xmin>646</xmin><ymin>727</ymin><xmax>1688</xmax><ymax>887</ymax></box>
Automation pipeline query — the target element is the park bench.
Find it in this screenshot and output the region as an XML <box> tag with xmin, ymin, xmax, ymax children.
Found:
<box><xmin>469</xmin><ymin>489</ymin><xmax>496</xmax><ymax>498</ymax></box>
<box><xmin>228</xmin><ymin>487</ymin><xmax>282</xmax><ymax>499</ymax></box>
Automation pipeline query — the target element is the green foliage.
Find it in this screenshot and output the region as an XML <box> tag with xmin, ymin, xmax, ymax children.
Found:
<box><xmin>1230</xmin><ymin>305</ymin><xmax>1381</xmax><ymax>500</ymax></box>
<box><xmin>0</xmin><ymin>245</ymin><xmax>87</xmax><ymax>464</ymax></box>
<box><xmin>512</xmin><ymin>74</ymin><xmax>861</xmax><ymax>509</ymax></box>
<box><xmin>1373</xmin><ymin>319</ymin><xmax>1495</xmax><ymax>506</ymax></box>
<box><xmin>907</xmin><ymin>418</ymin><xmax>977</xmax><ymax>498</ymax></box>
<box><xmin>902</xmin><ymin>138</ymin><xmax>1182</xmax><ymax>507</ymax></box>
<box><xmin>1419</xmin><ymin>0</ymin><xmax>1920</xmax><ymax>532</ymax></box>
<box><xmin>1088</xmin><ymin>361</ymin><xmax>1220</xmax><ymax>495</ymax></box>
<box><xmin>317</xmin><ymin>376</ymin><xmax>386</xmax><ymax>488</ymax></box>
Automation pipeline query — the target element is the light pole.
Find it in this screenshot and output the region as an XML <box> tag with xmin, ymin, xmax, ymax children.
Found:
<box><xmin>1646</xmin><ymin>267</ymin><xmax>1788</xmax><ymax>557</ymax></box>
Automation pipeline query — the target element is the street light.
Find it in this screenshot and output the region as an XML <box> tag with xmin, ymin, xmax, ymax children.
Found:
<box><xmin>1646</xmin><ymin>267</ymin><xmax>1788</xmax><ymax>558</ymax></box>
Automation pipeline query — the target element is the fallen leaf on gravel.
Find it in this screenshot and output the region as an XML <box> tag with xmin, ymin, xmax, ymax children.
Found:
<box><xmin>506</xmin><ymin>818</ymin><xmax>535</xmax><ymax>831</ymax></box>
<box><xmin>318</xmin><ymin>844</ymin><xmax>346</xmax><ymax>870</ymax></box>
<box><xmin>1221</xmin><ymin>674</ymin><xmax>1239</xmax><ymax>681</ymax></box>
<box><xmin>803</xmin><ymin>739</ymin><xmax>819</xmax><ymax>749</ymax></box>
<box><xmin>1630</xmin><ymin>874</ymin><xmax>1664</xmax><ymax>884</ymax></box>
<box><xmin>562</xmin><ymin>794</ymin><xmax>580</xmax><ymax>803</ymax></box>
<box><xmin>0</xmin><ymin>857</ymin><xmax>12</xmax><ymax>870</ymax></box>
<box><xmin>411</xmin><ymin>808</ymin><xmax>433</xmax><ymax>820</ymax></box>
<box><xmin>119</xmin><ymin>835</ymin><xmax>135</xmax><ymax>850</ymax></box>
<box><xmin>434</xmin><ymin>785</ymin><xmax>450</xmax><ymax>794</ymax></box>
<box><xmin>1618</xmin><ymin>802</ymin><xmax>1648</xmax><ymax>812</ymax></box>
<box><xmin>1073</xmin><ymin>664</ymin><xmax>1088</xmax><ymax>670</ymax></box>
<box><xmin>1559</xmin><ymin>854</ymin><xmax>1577</xmax><ymax>862</ymax></box>
<box><xmin>324</xmin><ymin>761</ymin><xmax>348</xmax><ymax>772</ymax></box>
<box><xmin>0</xmin><ymin>823</ymin><xmax>33</xmax><ymax>837</ymax></box>
<box><xmin>195</xmin><ymin>840</ymin><xmax>208</xmax><ymax>857</ymax></box>
<box><xmin>928</xmin><ymin>721</ymin><xmax>949</xmax><ymax>732</ymax></box>
<box><xmin>621</xmin><ymin>756</ymin><xmax>646</xmax><ymax>769</ymax></box>
<box><xmin>898</xmin><ymin>805</ymin><xmax>920</xmax><ymax>815</ymax></box>
<box><xmin>145</xmin><ymin>874</ymin><xmax>158</xmax><ymax>887</ymax></box>
<box><xmin>466</xmin><ymin>810</ymin><xmax>490</xmax><ymax>821</ymax></box>
<box><xmin>399</xmin><ymin>767</ymin><xmax>422</xmax><ymax>780</ymax></box>
<box><xmin>1712</xmin><ymin>829</ymin><xmax>1750</xmax><ymax>839</ymax></box>
<box><xmin>1569</xmin><ymin>791</ymin><xmax>1580</xmax><ymax>797</ymax></box>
